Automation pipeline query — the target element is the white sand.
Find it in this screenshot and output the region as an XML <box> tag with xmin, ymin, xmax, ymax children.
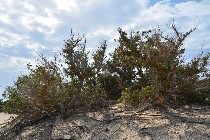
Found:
<box><xmin>1</xmin><ymin>105</ymin><xmax>210</xmax><ymax>139</ymax></box>
<box><xmin>0</xmin><ymin>113</ymin><xmax>16</xmax><ymax>125</ymax></box>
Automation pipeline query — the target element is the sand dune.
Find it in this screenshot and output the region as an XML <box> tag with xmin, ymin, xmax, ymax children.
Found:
<box><xmin>0</xmin><ymin>104</ymin><xmax>210</xmax><ymax>139</ymax></box>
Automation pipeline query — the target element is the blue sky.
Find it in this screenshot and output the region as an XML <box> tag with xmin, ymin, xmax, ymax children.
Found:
<box><xmin>0</xmin><ymin>0</ymin><xmax>210</xmax><ymax>99</ymax></box>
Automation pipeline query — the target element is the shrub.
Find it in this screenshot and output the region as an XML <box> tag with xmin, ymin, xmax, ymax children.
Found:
<box><xmin>2</xmin><ymin>22</ymin><xmax>210</xmax><ymax>117</ymax></box>
<box><xmin>2</xmin><ymin>75</ymin><xmax>32</xmax><ymax>114</ymax></box>
<box><xmin>2</xmin><ymin>62</ymin><xmax>65</xmax><ymax>115</ymax></box>
<box><xmin>112</xmin><ymin>23</ymin><xmax>210</xmax><ymax>106</ymax></box>
<box><xmin>0</xmin><ymin>99</ymin><xmax>4</xmax><ymax>112</ymax></box>
<box><xmin>97</xmin><ymin>73</ymin><xmax>121</xmax><ymax>100</ymax></box>
<box><xmin>119</xmin><ymin>86</ymin><xmax>156</xmax><ymax>106</ymax></box>
<box><xmin>2</xmin><ymin>31</ymin><xmax>110</xmax><ymax>116</ymax></box>
<box><xmin>79</xmin><ymin>83</ymin><xmax>107</xmax><ymax>108</ymax></box>
<box><xmin>190</xmin><ymin>77</ymin><xmax>210</xmax><ymax>105</ymax></box>
<box><xmin>62</xmin><ymin>31</ymin><xmax>109</xmax><ymax>107</ymax></box>
<box><xmin>3</xmin><ymin>53</ymin><xmax>79</xmax><ymax>116</ymax></box>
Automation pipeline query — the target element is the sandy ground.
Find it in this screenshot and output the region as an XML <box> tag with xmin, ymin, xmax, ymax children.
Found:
<box><xmin>0</xmin><ymin>113</ymin><xmax>16</xmax><ymax>125</ymax></box>
<box><xmin>1</xmin><ymin>104</ymin><xmax>210</xmax><ymax>139</ymax></box>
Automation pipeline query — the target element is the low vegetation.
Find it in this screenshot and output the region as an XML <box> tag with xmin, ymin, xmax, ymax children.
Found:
<box><xmin>1</xmin><ymin>22</ymin><xmax>210</xmax><ymax>119</ymax></box>
<box><xmin>0</xmin><ymin>99</ymin><xmax>3</xmax><ymax>112</ymax></box>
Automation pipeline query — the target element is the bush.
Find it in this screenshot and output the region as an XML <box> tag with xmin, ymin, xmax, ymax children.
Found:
<box><xmin>2</xmin><ymin>31</ymin><xmax>110</xmax><ymax>116</ymax></box>
<box><xmin>97</xmin><ymin>73</ymin><xmax>121</xmax><ymax>100</ymax></box>
<box><xmin>2</xmin><ymin>76</ymin><xmax>32</xmax><ymax>114</ymax></box>
<box><xmin>2</xmin><ymin>22</ymin><xmax>210</xmax><ymax>117</ymax></box>
<box><xmin>190</xmin><ymin>77</ymin><xmax>210</xmax><ymax>105</ymax></box>
<box><xmin>110</xmin><ymin>23</ymin><xmax>210</xmax><ymax>106</ymax></box>
<box><xmin>118</xmin><ymin>86</ymin><xmax>155</xmax><ymax>106</ymax></box>
<box><xmin>62</xmin><ymin>31</ymin><xmax>109</xmax><ymax>108</ymax></box>
<box><xmin>2</xmin><ymin>63</ymin><xmax>65</xmax><ymax>115</ymax></box>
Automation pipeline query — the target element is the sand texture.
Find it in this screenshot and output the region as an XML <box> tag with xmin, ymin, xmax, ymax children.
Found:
<box><xmin>0</xmin><ymin>104</ymin><xmax>210</xmax><ymax>139</ymax></box>
<box><xmin>0</xmin><ymin>113</ymin><xmax>16</xmax><ymax>126</ymax></box>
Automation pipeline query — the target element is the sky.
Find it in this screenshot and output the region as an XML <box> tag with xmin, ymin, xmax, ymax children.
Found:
<box><xmin>0</xmin><ymin>0</ymin><xmax>210</xmax><ymax>99</ymax></box>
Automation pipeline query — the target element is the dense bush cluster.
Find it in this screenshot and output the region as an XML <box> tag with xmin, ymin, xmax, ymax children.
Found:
<box><xmin>1</xmin><ymin>23</ymin><xmax>210</xmax><ymax>117</ymax></box>
<box><xmin>113</xmin><ymin>25</ymin><xmax>210</xmax><ymax>106</ymax></box>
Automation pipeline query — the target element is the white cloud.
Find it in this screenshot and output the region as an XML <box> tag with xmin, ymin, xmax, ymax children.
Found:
<box><xmin>87</xmin><ymin>27</ymin><xmax>116</xmax><ymax>40</ymax></box>
<box><xmin>0</xmin><ymin>15</ymin><xmax>10</xmax><ymax>24</ymax></box>
<box><xmin>54</xmin><ymin>0</ymin><xmax>78</xmax><ymax>12</ymax></box>
<box><xmin>0</xmin><ymin>54</ymin><xmax>35</xmax><ymax>93</ymax></box>
<box><xmin>54</xmin><ymin>0</ymin><xmax>112</xmax><ymax>12</ymax></box>
<box><xmin>143</xmin><ymin>3</ymin><xmax>175</xmax><ymax>19</ymax></box>
<box><xmin>19</xmin><ymin>15</ymin><xmax>34</xmax><ymax>30</ymax></box>
<box><xmin>35</xmin><ymin>16</ymin><xmax>60</xmax><ymax>29</ymax></box>
<box><xmin>0</xmin><ymin>29</ymin><xmax>28</xmax><ymax>48</ymax></box>
<box><xmin>183</xmin><ymin>26</ymin><xmax>210</xmax><ymax>50</ymax></box>
<box><xmin>135</xmin><ymin>0</ymin><xmax>149</xmax><ymax>6</ymax></box>
<box><xmin>23</xmin><ymin>2</ymin><xmax>35</xmax><ymax>11</ymax></box>
<box><xmin>0</xmin><ymin>54</ymin><xmax>35</xmax><ymax>71</ymax></box>
<box><xmin>121</xmin><ymin>0</ymin><xmax>210</xmax><ymax>52</ymax></box>
<box><xmin>25</xmin><ymin>42</ymin><xmax>46</xmax><ymax>52</ymax></box>
<box><xmin>175</xmin><ymin>0</ymin><xmax>210</xmax><ymax>17</ymax></box>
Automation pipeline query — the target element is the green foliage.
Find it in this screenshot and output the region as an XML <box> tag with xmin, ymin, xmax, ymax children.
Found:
<box><xmin>62</xmin><ymin>31</ymin><xmax>109</xmax><ymax>108</ymax></box>
<box><xmin>190</xmin><ymin>77</ymin><xmax>210</xmax><ymax>105</ymax></box>
<box><xmin>97</xmin><ymin>73</ymin><xmax>121</xmax><ymax>100</ymax></box>
<box><xmin>119</xmin><ymin>86</ymin><xmax>155</xmax><ymax>106</ymax></box>
<box><xmin>2</xmin><ymin>76</ymin><xmax>31</xmax><ymax>113</ymax></box>
<box><xmin>112</xmin><ymin>23</ymin><xmax>210</xmax><ymax>106</ymax></box>
<box><xmin>63</xmin><ymin>31</ymin><xmax>97</xmax><ymax>85</ymax></box>
<box><xmin>0</xmin><ymin>99</ymin><xmax>4</xmax><ymax>112</ymax></box>
<box><xmin>79</xmin><ymin>83</ymin><xmax>107</xmax><ymax>108</ymax></box>
<box><xmin>2</xmin><ymin>60</ymin><xmax>65</xmax><ymax>114</ymax></box>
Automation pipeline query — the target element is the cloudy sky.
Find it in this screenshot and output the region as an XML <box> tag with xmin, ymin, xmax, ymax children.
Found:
<box><xmin>0</xmin><ymin>0</ymin><xmax>210</xmax><ymax>98</ymax></box>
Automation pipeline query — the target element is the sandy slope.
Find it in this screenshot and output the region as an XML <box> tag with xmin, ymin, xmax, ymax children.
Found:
<box><xmin>0</xmin><ymin>113</ymin><xmax>16</xmax><ymax>125</ymax></box>
<box><xmin>1</xmin><ymin>104</ymin><xmax>210</xmax><ymax>139</ymax></box>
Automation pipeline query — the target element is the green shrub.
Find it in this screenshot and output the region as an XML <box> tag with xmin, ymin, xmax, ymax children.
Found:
<box><xmin>0</xmin><ymin>99</ymin><xmax>4</xmax><ymax>112</ymax></box>
<box><xmin>190</xmin><ymin>77</ymin><xmax>210</xmax><ymax>105</ymax></box>
<box><xmin>2</xmin><ymin>52</ymin><xmax>76</xmax><ymax>116</ymax></box>
<box><xmin>109</xmin><ymin>23</ymin><xmax>210</xmax><ymax>106</ymax></box>
<box><xmin>2</xmin><ymin>22</ymin><xmax>210</xmax><ymax>116</ymax></box>
<box><xmin>62</xmin><ymin>31</ymin><xmax>109</xmax><ymax>108</ymax></box>
<box><xmin>97</xmin><ymin>73</ymin><xmax>121</xmax><ymax>100</ymax></box>
<box><xmin>79</xmin><ymin>83</ymin><xmax>107</xmax><ymax>108</ymax></box>
<box><xmin>2</xmin><ymin>76</ymin><xmax>31</xmax><ymax>114</ymax></box>
<box><xmin>119</xmin><ymin>86</ymin><xmax>155</xmax><ymax>106</ymax></box>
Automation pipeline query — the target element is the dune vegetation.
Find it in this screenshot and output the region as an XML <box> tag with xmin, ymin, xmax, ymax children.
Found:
<box><xmin>0</xmin><ymin>22</ymin><xmax>210</xmax><ymax>139</ymax></box>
